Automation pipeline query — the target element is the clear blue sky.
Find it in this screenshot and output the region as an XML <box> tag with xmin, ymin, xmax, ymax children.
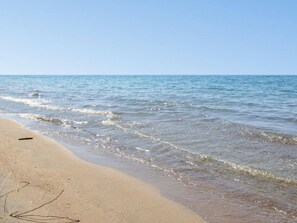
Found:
<box><xmin>0</xmin><ymin>0</ymin><xmax>296</xmax><ymax>75</ymax></box>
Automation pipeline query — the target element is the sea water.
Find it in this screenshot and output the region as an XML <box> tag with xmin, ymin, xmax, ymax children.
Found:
<box><xmin>0</xmin><ymin>75</ymin><xmax>296</xmax><ymax>222</ymax></box>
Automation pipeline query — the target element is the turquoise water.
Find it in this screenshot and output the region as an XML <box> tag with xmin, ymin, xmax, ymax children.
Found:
<box><xmin>0</xmin><ymin>75</ymin><xmax>296</xmax><ymax>222</ymax></box>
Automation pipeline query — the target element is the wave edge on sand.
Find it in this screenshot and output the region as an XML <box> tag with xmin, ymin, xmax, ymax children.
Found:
<box><xmin>0</xmin><ymin>118</ymin><xmax>205</xmax><ymax>223</ymax></box>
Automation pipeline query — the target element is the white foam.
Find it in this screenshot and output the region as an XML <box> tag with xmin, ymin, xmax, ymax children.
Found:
<box><xmin>72</xmin><ymin>120</ymin><xmax>88</xmax><ymax>125</ymax></box>
<box><xmin>18</xmin><ymin>113</ymin><xmax>87</xmax><ymax>127</ymax></box>
<box><xmin>0</xmin><ymin>96</ymin><xmax>63</xmax><ymax>110</ymax></box>
<box><xmin>1</xmin><ymin>96</ymin><xmax>115</xmax><ymax>118</ymax></box>
<box><xmin>135</xmin><ymin>147</ymin><xmax>150</xmax><ymax>153</ymax></box>
<box><xmin>102</xmin><ymin>119</ymin><xmax>125</xmax><ymax>130</ymax></box>
<box><xmin>70</xmin><ymin>108</ymin><xmax>115</xmax><ymax>118</ymax></box>
<box><xmin>218</xmin><ymin>158</ymin><xmax>297</xmax><ymax>184</ymax></box>
<box><xmin>18</xmin><ymin>113</ymin><xmax>68</xmax><ymax>125</ymax></box>
<box><xmin>101</xmin><ymin>117</ymin><xmax>181</xmax><ymax>152</ymax></box>
<box><xmin>133</xmin><ymin>130</ymin><xmax>150</xmax><ymax>138</ymax></box>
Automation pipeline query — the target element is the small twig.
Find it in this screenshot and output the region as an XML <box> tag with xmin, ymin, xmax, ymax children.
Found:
<box><xmin>1</xmin><ymin>181</ymin><xmax>80</xmax><ymax>222</ymax></box>
<box><xmin>12</xmin><ymin>190</ymin><xmax>64</xmax><ymax>217</ymax></box>
<box><xmin>10</xmin><ymin>191</ymin><xmax>81</xmax><ymax>222</ymax></box>
<box><xmin>0</xmin><ymin>171</ymin><xmax>13</xmax><ymax>192</ymax></box>
<box><xmin>0</xmin><ymin>189</ymin><xmax>18</xmax><ymax>199</ymax></box>
<box><xmin>10</xmin><ymin>211</ymin><xmax>19</xmax><ymax>216</ymax></box>
<box><xmin>17</xmin><ymin>181</ymin><xmax>30</xmax><ymax>192</ymax></box>
<box><xmin>4</xmin><ymin>195</ymin><xmax>8</xmax><ymax>213</ymax></box>
<box><xmin>0</xmin><ymin>181</ymin><xmax>30</xmax><ymax>199</ymax></box>
<box><xmin>16</xmin><ymin>214</ymin><xmax>80</xmax><ymax>222</ymax></box>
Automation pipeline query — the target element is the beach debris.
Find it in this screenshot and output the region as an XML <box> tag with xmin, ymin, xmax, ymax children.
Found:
<box><xmin>0</xmin><ymin>171</ymin><xmax>80</xmax><ymax>222</ymax></box>
<box><xmin>18</xmin><ymin>137</ymin><xmax>33</xmax><ymax>140</ymax></box>
<box><xmin>10</xmin><ymin>189</ymin><xmax>80</xmax><ymax>222</ymax></box>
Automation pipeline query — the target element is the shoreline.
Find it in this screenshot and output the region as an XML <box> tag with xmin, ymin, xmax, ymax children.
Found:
<box><xmin>0</xmin><ymin>118</ymin><xmax>206</xmax><ymax>222</ymax></box>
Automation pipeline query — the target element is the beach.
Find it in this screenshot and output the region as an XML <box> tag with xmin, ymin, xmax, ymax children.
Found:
<box><xmin>0</xmin><ymin>118</ymin><xmax>205</xmax><ymax>223</ymax></box>
<box><xmin>1</xmin><ymin>0</ymin><xmax>296</xmax><ymax>221</ymax></box>
<box><xmin>0</xmin><ymin>75</ymin><xmax>296</xmax><ymax>222</ymax></box>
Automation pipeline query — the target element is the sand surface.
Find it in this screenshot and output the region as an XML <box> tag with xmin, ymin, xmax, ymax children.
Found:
<box><xmin>0</xmin><ymin>119</ymin><xmax>206</xmax><ymax>223</ymax></box>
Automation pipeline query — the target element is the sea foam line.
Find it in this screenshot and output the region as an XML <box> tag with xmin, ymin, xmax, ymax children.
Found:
<box><xmin>0</xmin><ymin>96</ymin><xmax>115</xmax><ymax>118</ymax></box>
<box><xmin>0</xmin><ymin>96</ymin><xmax>63</xmax><ymax>110</ymax></box>
<box><xmin>217</xmin><ymin>159</ymin><xmax>297</xmax><ymax>184</ymax></box>
<box><xmin>18</xmin><ymin>113</ymin><xmax>88</xmax><ymax>126</ymax></box>
<box><xmin>183</xmin><ymin>151</ymin><xmax>297</xmax><ymax>185</ymax></box>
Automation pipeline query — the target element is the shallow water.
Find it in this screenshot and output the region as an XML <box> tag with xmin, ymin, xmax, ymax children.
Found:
<box><xmin>0</xmin><ymin>75</ymin><xmax>296</xmax><ymax>222</ymax></box>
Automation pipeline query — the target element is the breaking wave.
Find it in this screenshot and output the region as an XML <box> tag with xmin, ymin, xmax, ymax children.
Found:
<box><xmin>0</xmin><ymin>96</ymin><xmax>63</xmax><ymax>110</ymax></box>
<box><xmin>70</xmin><ymin>108</ymin><xmax>115</xmax><ymax>118</ymax></box>
<box><xmin>241</xmin><ymin>128</ymin><xmax>297</xmax><ymax>145</ymax></box>
<box><xmin>0</xmin><ymin>96</ymin><xmax>115</xmax><ymax>118</ymax></box>
<box><xmin>18</xmin><ymin>113</ymin><xmax>88</xmax><ymax>127</ymax></box>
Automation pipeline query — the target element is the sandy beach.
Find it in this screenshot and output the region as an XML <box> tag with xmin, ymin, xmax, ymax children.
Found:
<box><xmin>0</xmin><ymin>118</ymin><xmax>206</xmax><ymax>223</ymax></box>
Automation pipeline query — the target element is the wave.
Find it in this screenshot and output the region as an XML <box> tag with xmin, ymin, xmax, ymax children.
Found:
<box><xmin>0</xmin><ymin>96</ymin><xmax>115</xmax><ymax>118</ymax></box>
<box><xmin>135</xmin><ymin>147</ymin><xmax>150</xmax><ymax>153</ymax></box>
<box><xmin>105</xmin><ymin>128</ymin><xmax>297</xmax><ymax>186</ymax></box>
<box><xmin>99</xmin><ymin>114</ymin><xmax>297</xmax><ymax>185</ymax></box>
<box><xmin>216</xmin><ymin>158</ymin><xmax>297</xmax><ymax>184</ymax></box>
<box><xmin>0</xmin><ymin>96</ymin><xmax>63</xmax><ymax>110</ymax></box>
<box><xmin>18</xmin><ymin>113</ymin><xmax>88</xmax><ymax>127</ymax></box>
<box><xmin>241</xmin><ymin>129</ymin><xmax>297</xmax><ymax>145</ymax></box>
<box><xmin>196</xmin><ymin>105</ymin><xmax>238</xmax><ymax>113</ymax></box>
<box><xmin>19</xmin><ymin>113</ymin><xmax>67</xmax><ymax>125</ymax></box>
<box><xmin>181</xmin><ymin>152</ymin><xmax>297</xmax><ymax>185</ymax></box>
<box><xmin>70</xmin><ymin>108</ymin><xmax>115</xmax><ymax>118</ymax></box>
<box><xmin>247</xmin><ymin>113</ymin><xmax>297</xmax><ymax>124</ymax></box>
<box><xmin>101</xmin><ymin>118</ymin><xmax>180</xmax><ymax>151</ymax></box>
<box><xmin>102</xmin><ymin>119</ymin><xmax>126</xmax><ymax>130</ymax></box>
<box><xmin>104</xmin><ymin>119</ymin><xmax>297</xmax><ymax>185</ymax></box>
<box><xmin>207</xmin><ymin>118</ymin><xmax>297</xmax><ymax>145</ymax></box>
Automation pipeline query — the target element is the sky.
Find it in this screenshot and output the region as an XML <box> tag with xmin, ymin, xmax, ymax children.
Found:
<box><xmin>0</xmin><ymin>0</ymin><xmax>296</xmax><ymax>75</ymax></box>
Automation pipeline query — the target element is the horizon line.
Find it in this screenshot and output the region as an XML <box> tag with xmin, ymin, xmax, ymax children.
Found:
<box><xmin>0</xmin><ymin>73</ymin><xmax>296</xmax><ymax>76</ymax></box>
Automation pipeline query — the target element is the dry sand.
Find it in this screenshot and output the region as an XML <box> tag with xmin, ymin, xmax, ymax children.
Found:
<box><xmin>0</xmin><ymin>119</ymin><xmax>206</xmax><ymax>223</ymax></box>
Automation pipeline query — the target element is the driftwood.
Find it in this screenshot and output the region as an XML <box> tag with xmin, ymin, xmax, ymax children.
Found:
<box><xmin>18</xmin><ymin>137</ymin><xmax>33</xmax><ymax>141</ymax></box>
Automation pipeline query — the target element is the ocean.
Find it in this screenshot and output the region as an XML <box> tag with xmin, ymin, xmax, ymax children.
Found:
<box><xmin>0</xmin><ymin>75</ymin><xmax>296</xmax><ymax>222</ymax></box>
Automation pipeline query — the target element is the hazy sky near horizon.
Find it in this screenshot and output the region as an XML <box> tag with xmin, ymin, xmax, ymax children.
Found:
<box><xmin>0</xmin><ymin>0</ymin><xmax>296</xmax><ymax>75</ymax></box>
